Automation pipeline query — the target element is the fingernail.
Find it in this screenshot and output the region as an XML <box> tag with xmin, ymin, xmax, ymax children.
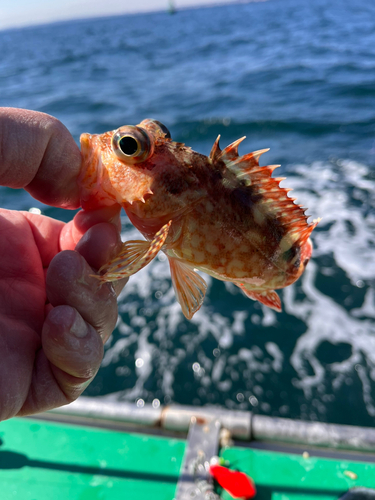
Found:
<box><xmin>70</xmin><ymin>311</ymin><xmax>89</xmax><ymax>338</ymax></box>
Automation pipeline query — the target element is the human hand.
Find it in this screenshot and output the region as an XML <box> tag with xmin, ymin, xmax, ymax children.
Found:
<box><xmin>0</xmin><ymin>109</ymin><xmax>125</xmax><ymax>420</ymax></box>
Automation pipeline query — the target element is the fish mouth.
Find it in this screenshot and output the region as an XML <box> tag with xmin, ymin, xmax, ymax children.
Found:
<box><xmin>80</xmin><ymin>132</ymin><xmax>95</xmax><ymax>160</ymax></box>
<box><xmin>78</xmin><ymin>132</ymin><xmax>104</xmax><ymax>209</ymax></box>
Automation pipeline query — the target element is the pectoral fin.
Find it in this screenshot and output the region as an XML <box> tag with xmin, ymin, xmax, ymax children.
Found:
<box><xmin>93</xmin><ymin>221</ymin><xmax>171</xmax><ymax>283</ymax></box>
<box><xmin>169</xmin><ymin>258</ymin><xmax>207</xmax><ymax>319</ymax></box>
<box><xmin>238</xmin><ymin>283</ymin><xmax>282</xmax><ymax>312</ymax></box>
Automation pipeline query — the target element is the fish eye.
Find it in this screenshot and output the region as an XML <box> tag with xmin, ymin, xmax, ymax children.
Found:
<box><xmin>152</xmin><ymin>120</ymin><xmax>171</xmax><ymax>139</ymax></box>
<box><xmin>112</xmin><ymin>125</ymin><xmax>153</xmax><ymax>163</ymax></box>
<box><xmin>119</xmin><ymin>136</ymin><xmax>139</xmax><ymax>156</ymax></box>
<box><xmin>138</xmin><ymin>118</ymin><xmax>172</xmax><ymax>139</ymax></box>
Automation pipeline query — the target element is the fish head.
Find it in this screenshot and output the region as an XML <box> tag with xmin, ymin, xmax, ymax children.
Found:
<box><xmin>79</xmin><ymin>119</ymin><xmax>203</xmax><ymax>222</ymax></box>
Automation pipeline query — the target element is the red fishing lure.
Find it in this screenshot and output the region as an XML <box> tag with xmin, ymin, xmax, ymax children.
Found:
<box><xmin>209</xmin><ymin>464</ymin><xmax>256</xmax><ymax>499</ymax></box>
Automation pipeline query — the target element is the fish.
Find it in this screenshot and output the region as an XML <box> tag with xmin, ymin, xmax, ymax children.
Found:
<box><xmin>79</xmin><ymin>118</ymin><xmax>318</xmax><ymax>319</ymax></box>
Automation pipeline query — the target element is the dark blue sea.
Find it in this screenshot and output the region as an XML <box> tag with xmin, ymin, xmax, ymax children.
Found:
<box><xmin>1</xmin><ymin>0</ymin><xmax>375</xmax><ymax>427</ymax></box>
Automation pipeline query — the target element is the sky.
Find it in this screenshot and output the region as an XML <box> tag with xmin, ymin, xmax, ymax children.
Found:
<box><xmin>0</xmin><ymin>0</ymin><xmax>239</xmax><ymax>30</ymax></box>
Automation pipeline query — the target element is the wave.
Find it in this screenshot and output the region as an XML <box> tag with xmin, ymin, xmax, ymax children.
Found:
<box><xmin>173</xmin><ymin>117</ymin><xmax>375</xmax><ymax>137</ymax></box>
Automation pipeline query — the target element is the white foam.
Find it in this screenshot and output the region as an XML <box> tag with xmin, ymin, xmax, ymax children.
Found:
<box><xmin>283</xmin><ymin>160</ymin><xmax>375</xmax><ymax>417</ymax></box>
<box><xmin>104</xmin><ymin>158</ymin><xmax>375</xmax><ymax>420</ymax></box>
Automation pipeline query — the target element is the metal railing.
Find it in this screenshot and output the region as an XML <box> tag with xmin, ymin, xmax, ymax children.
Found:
<box><xmin>47</xmin><ymin>396</ymin><xmax>375</xmax><ymax>453</ymax></box>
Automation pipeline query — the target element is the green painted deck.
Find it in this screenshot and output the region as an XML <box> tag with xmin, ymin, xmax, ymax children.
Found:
<box><xmin>221</xmin><ymin>447</ymin><xmax>375</xmax><ymax>500</ymax></box>
<box><xmin>0</xmin><ymin>418</ymin><xmax>185</xmax><ymax>499</ymax></box>
<box><xmin>0</xmin><ymin>417</ymin><xmax>374</xmax><ymax>499</ymax></box>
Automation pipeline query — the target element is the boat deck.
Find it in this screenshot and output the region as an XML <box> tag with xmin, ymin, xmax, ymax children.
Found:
<box><xmin>1</xmin><ymin>415</ymin><xmax>375</xmax><ymax>499</ymax></box>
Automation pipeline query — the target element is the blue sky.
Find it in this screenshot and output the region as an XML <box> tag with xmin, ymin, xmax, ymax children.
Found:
<box><xmin>0</xmin><ymin>0</ymin><xmax>239</xmax><ymax>30</ymax></box>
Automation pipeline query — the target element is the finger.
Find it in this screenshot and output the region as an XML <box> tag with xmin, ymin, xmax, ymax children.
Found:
<box><xmin>0</xmin><ymin>108</ymin><xmax>81</xmax><ymax>208</ymax></box>
<box><xmin>43</xmin><ymin>305</ymin><xmax>103</xmax><ymax>380</ymax></box>
<box><xmin>17</xmin><ymin>305</ymin><xmax>104</xmax><ymax>415</ymax></box>
<box><xmin>19</xmin><ymin>209</ymin><xmax>123</xmax><ymax>269</ymax></box>
<box><xmin>75</xmin><ymin>222</ymin><xmax>128</xmax><ymax>296</ymax></box>
<box><xmin>74</xmin><ymin>205</ymin><xmax>122</xmax><ymax>233</ymax></box>
<box><xmin>46</xmin><ymin>250</ymin><xmax>118</xmax><ymax>342</ymax></box>
<box><xmin>59</xmin><ymin>205</ymin><xmax>122</xmax><ymax>250</ymax></box>
<box><xmin>21</xmin><ymin>211</ymin><xmax>65</xmax><ymax>267</ymax></box>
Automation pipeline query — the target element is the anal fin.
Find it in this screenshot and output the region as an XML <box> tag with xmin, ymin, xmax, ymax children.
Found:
<box><xmin>238</xmin><ymin>283</ymin><xmax>282</xmax><ymax>312</ymax></box>
<box><xmin>169</xmin><ymin>258</ymin><xmax>207</xmax><ymax>320</ymax></box>
<box><xmin>93</xmin><ymin>221</ymin><xmax>171</xmax><ymax>283</ymax></box>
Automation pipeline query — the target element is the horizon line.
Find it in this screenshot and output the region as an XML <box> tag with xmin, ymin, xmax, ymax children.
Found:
<box><xmin>0</xmin><ymin>0</ymin><xmax>268</xmax><ymax>33</ymax></box>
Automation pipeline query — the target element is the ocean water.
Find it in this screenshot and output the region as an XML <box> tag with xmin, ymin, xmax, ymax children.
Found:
<box><xmin>1</xmin><ymin>0</ymin><xmax>375</xmax><ymax>426</ymax></box>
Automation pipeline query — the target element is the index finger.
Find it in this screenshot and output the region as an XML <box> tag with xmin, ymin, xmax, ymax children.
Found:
<box><xmin>0</xmin><ymin>108</ymin><xmax>81</xmax><ymax>209</ymax></box>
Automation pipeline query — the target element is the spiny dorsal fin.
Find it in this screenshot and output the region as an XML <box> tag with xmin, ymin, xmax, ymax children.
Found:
<box><xmin>219</xmin><ymin>136</ymin><xmax>246</xmax><ymax>161</ymax></box>
<box><xmin>209</xmin><ymin>135</ymin><xmax>221</xmax><ymax>163</ymax></box>
<box><xmin>222</xmin><ymin>148</ymin><xmax>270</xmax><ymax>179</ymax></box>
<box><xmin>289</xmin><ymin>218</ymin><xmax>320</xmax><ymax>246</ymax></box>
<box><xmin>250</xmin><ymin>167</ymin><xmax>316</xmax><ymax>237</ymax></box>
<box><xmin>212</xmin><ymin>137</ymin><xmax>318</xmax><ymax>236</ymax></box>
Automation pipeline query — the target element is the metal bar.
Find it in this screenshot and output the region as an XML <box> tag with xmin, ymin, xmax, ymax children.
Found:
<box><xmin>49</xmin><ymin>397</ymin><xmax>251</xmax><ymax>440</ymax></box>
<box><xmin>49</xmin><ymin>397</ymin><xmax>163</xmax><ymax>426</ymax></box>
<box><xmin>162</xmin><ymin>404</ymin><xmax>251</xmax><ymax>440</ymax></box>
<box><xmin>47</xmin><ymin>397</ymin><xmax>375</xmax><ymax>452</ymax></box>
<box><xmin>174</xmin><ymin>418</ymin><xmax>221</xmax><ymax>500</ymax></box>
<box><xmin>252</xmin><ymin>415</ymin><xmax>375</xmax><ymax>452</ymax></box>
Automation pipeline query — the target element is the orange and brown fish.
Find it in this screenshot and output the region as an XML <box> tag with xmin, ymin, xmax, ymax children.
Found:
<box><xmin>79</xmin><ymin>119</ymin><xmax>318</xmax><ymax>319</ymax></box>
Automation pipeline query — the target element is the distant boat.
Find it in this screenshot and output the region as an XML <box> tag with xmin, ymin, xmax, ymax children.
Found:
<box><xmin>168</xmin><ymin>0</ymin><xmax>176</xmax><ymax>14</ymax></box>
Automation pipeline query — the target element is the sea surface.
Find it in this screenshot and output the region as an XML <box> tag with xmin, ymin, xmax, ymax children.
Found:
<box><xmin>1</xmin><ymin>0</ymin><xmax>375</xmax><ymax>427</ymax></box>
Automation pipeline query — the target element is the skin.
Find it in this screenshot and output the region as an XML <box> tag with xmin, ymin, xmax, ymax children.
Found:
<box><xmin>0</xmin><ymin>108</ymin><xmax>127</xmax><ymax>420</ymax></box>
